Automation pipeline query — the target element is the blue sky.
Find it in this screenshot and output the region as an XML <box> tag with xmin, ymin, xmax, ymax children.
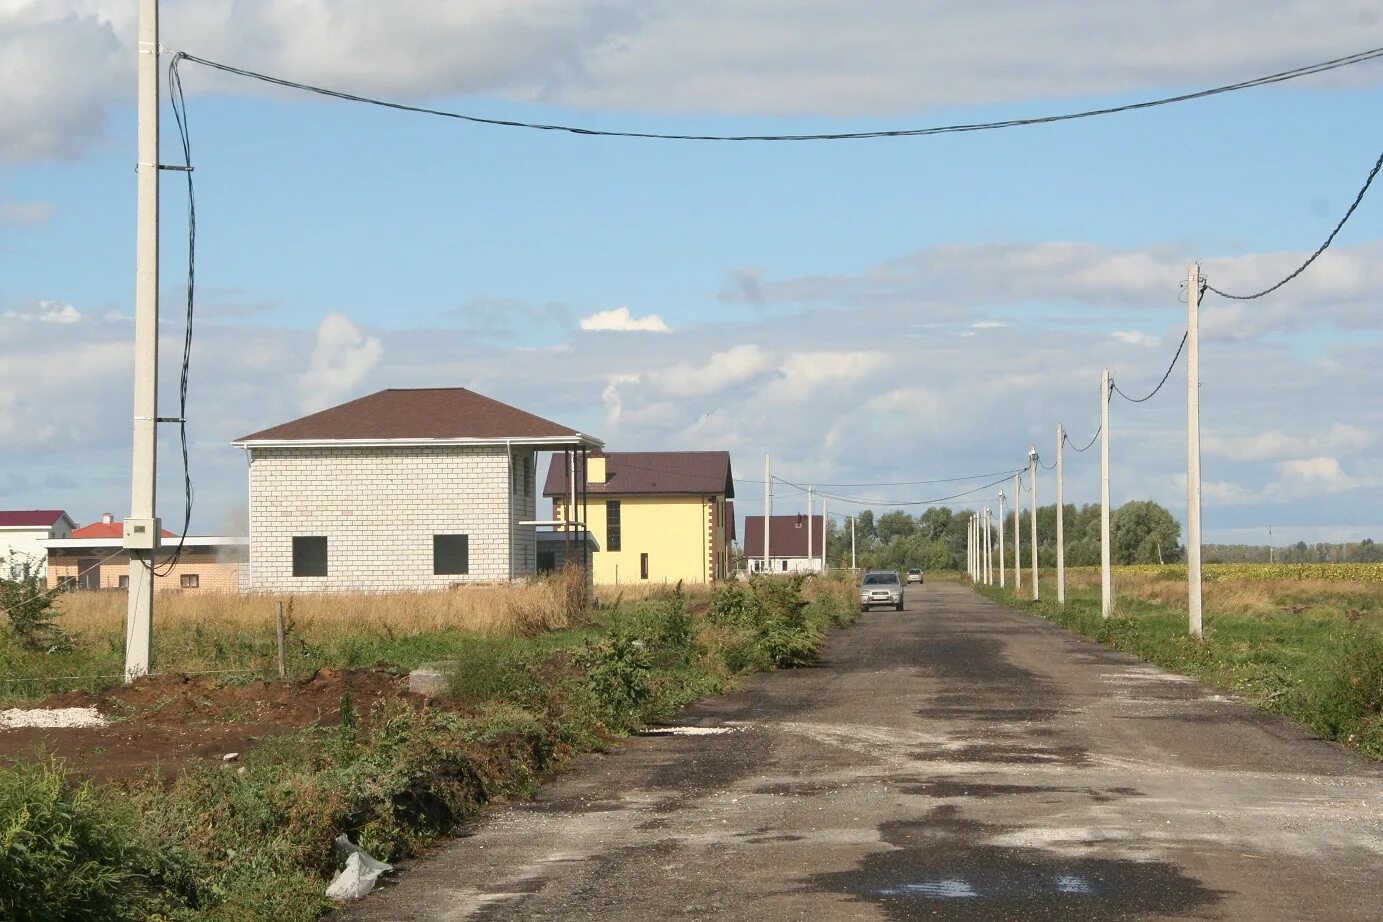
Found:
<box><xmin>3</xmin><ymin>1</ymin><xmax>1382</xmax><ymax>546</ymax></box>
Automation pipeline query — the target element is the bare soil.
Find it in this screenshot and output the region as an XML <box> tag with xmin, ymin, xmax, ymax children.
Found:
<box><xmin>0</xmin><ymin>668</ymin><xmax>423</xmax><ymax>781</ymax></box>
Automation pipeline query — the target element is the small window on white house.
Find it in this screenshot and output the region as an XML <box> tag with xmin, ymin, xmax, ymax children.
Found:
<box><xmin>293</xmin><ymin>536</ymin><xmax>328</xmax><ymax>577</ymax></box>
<box><xmin>180</xmin><ymin>574</ymin><xmax>199</xmax><ymax>589</ymax></box>
<box><xmin>118</xmin><ymin>574</ymin><xmax>129</xmax><ymax>589</ymax></box>
<box><xmin>434</xmin><ymin>534</ymin><xmax>469</xmax><ymax>576</ymax></box>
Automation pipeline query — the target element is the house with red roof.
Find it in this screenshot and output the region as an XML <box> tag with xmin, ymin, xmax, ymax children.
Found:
<box><xmin>0</xmin><ymin>509</ymin><xmax>75</xmax><ymax>577</ymax></box>
<box><xmin>543</xmin><ymin>451</ymin><xmax>735</xmax><ymax>584</ymax></box>
<box><xmin>234</xmin><ymin>388</ymin><xmax>602</xmax><ymax>592</ymax></box>
<box><xmin>41</xmin><ymin>513</ymin><xmax>247</xmax><ymax>592</ymax></box>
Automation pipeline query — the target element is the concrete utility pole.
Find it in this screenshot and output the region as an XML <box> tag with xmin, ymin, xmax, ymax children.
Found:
<box><xmin>125</xmin><ymin>0</ymin><xmax>161</xmax><ymax>682</ymax></box>
<box><xmin>1013</xmin><ymin>473</ymin><xmax>1022</xmax><ymax>593</ymax></box>
<box><xmin>850</xmin><ymin>515</ymin><xmax>856</xmax><ymax>571</ymax></box>
<box><xmin>1056</xmin><ymin>425</ymin><xmax>1066</xmax><ymax>604</ymax></box>
<box><xmin>763</xmin><ymin>453</ymin><xmax>771</xmax><ymax>571</ymax></box>
<box><xmin>1100</xmin><ymin>368</ymin><xmax>1113</xmax><ymax>619</ymax></box>
<box><xmin>1187</xmin><ymin>263</ymin><xmax>1204</xmax><ymax>639</ymax></box>
<box><xmin>997</xmin><ymin>490</ymin><xmax>1006</xmax><ymax>588</ymax></box>
<box><xmin>821</xmin><ymin>498</ymin><xmax>828</xmax><ymax>572</ymax></box>
<box><xmin>984</xmin><ymin>507</ymin><xmax>993</xmax><ymax>584</ymax></box>
<box><xmin>806</xmin><ymin>485</ymin><xmax>813</xmax><ymax>574</ymax></box>
<box><xmin>966</xmin><ymin>515</ymin><xmax>973</xmax><ymax>580</ymax></box>
<box><xmin>1028</xmin><ymin>446</ymin><xmax>1040</xmax><ymax>601</ymax></box>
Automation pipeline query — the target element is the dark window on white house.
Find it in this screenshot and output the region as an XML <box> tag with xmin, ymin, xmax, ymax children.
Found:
<box><xmin>293</xmin><ymin>536</ymin><xmax>328</xmax><ymax>577</ymax></box>
<box><xmin>640</xmin><ymin>552</ymin><xmax>649</xmax><ymax>580</ymax></box>
<box><xmin>606</xmin><ymin>500</ymin><xmax>622</xmax><ymax>552</ymax></box>
<box><xmin>180</xmin><ymin>574</ymin><xmax>199</xmax><ymax>589</ymax></box>
<box><xmin>434</xmin><ymin>534</ymin><xmax>469</xmax><ymax>575</ymax></box>
<box><xmin>118</xmin><ymin>574</ymin><xmax>129</xmax><ymax>589</ymax></box>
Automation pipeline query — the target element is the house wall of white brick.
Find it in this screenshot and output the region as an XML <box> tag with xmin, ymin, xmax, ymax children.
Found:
<box><xmin>245</xmin><ymin>444</ymin><xmax>538</xmax><ymax>592</ymax></box>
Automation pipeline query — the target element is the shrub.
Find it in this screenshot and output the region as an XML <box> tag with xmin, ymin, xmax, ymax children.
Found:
<box><xmin>0</xmin><ymin>559</ymin><xmax>70</xmax><ymax>652</ymax></box>
<box><xmin>0</xmin><ymin>760</ymin><xmax>193</xmax><ymax>920</ymax></box>
<box><xmin>575</xmin><ymin>634</ymin><xmax>653</xmax><ymax>728</ymax></box>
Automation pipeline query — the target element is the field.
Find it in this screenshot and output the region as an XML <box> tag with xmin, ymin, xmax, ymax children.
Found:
<box><xmin>0</xmin><ymin>574</ymin><xmax>856</xmax><ymax>919</ymax></box>
<box><xmin>979</xmin><ymin>564</ymin><xmax>1383</xmax><ymax>759</ymax></box>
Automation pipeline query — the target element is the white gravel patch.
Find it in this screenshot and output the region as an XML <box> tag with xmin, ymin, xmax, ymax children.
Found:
<box><xmin>638</xmin><ymin>726</ymin><xmax>742</xmax><ymax>736</ymax></box>
<box><xmin>0</xmin><ymin>706</ymin><xmax>107</xmax><ymax>729</ymax></box>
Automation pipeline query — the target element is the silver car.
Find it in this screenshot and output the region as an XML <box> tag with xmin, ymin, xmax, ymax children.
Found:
<box><xmin>859</xmin><ymin>570</ymin><xmax>904</xmax><ymax>611</ymax></box>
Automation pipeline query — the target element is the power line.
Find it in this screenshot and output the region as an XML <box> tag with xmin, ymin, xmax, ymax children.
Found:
<box><xmin>171</xmin><ymin>46</ymin><xmax>1383</xmax><ymax>143</ymax></box>
<box><xmin>1065</xmin><ymin>425</ymin><xmax>1101</xmax><ymax>453</ymax></box>
<box><xmin>156</xmin><ymin>54</ymin><xmax>198</xmax><ymax>575</ymax></box>
<box><xmin>1205</xmin><ymin>147</ymin><xmax>1383</xmax><ymax>300</ymax></box>
<box><xmin>773</xmin><ymin>472</ymin><xmax>1018</xmax><ymax>507</ymax></box>
<box><xmin>1110</xmin><ymin>331</ymin><xmax>1188</xmax><ymax>403</ymax></box>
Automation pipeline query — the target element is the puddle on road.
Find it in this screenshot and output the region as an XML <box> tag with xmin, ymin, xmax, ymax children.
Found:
<box><xmin>811</xmin><ymin>807</ymin><xmax>1222</xmax><ymax>920</ymax></box>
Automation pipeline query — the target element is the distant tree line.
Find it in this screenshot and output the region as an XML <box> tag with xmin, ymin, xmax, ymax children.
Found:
<box><xmin>1204</xmin><ymin>539</ymin><xmax>1382</xmax><ymax>564</ymax></box>
<box><xmin>816</xmin><ymin>500</ymin><xmax>1183</xmax><ymax>571</ymax></box>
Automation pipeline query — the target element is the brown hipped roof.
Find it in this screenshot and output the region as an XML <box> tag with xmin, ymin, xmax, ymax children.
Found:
<box><xmin>544</xmin><ymin>451</ymin><xmax>734</xmax><ymax>499</ymax></box>
<box><xmin>742</xmin><ymin>515</ymin><xmax>824</xmax><ymax>558</ymax></box>
<box><xmin>235</xmin><ymin>388</ymin><xmax>599</xmax><ymax>445</ymax></box>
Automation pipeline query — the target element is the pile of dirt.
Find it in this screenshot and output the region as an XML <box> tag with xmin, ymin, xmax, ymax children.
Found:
<box><xmin>0</xmin><ymin>668</ymin><xmax>424</xmax><ymax>781</ymax></box>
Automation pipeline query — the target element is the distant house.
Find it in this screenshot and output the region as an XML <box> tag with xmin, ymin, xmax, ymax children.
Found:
<box><xmin>234</xmin><ymin>388</ymin><xmax>602</xmax><ymax>592</ymax></box>
<box><xmin>41</xmin><ymin>512</ymin><xmax>247</xmax><ymax>592</ymax></box>
<box><xmin>544</xmin><ymin>451</ymin><xmax>735</xmax><ymax>584</ymax></box>
<box><xmin>0</xmin><ymin>510</ymin><xmax>75</xmax><ymax>578</ymax></box>
<box><xmin>743</xmin><ymin>514</ymin><xmax>825</xmax><ymax>574</ymax></box>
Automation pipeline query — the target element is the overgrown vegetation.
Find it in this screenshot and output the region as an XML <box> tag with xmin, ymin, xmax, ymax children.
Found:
<box><xmin>0</xmin><ymin>575</ymin><xmax>856</xmax><ymax>919</ymax></box>
<box><xmin>978</xmin><ymin>566</ymin><xmax>1383</xmax><ymax>760</ymax></box>
<box><xmin>0</xmin><ymin>558</ymin><xmax>70</xmax><ymax>653</ymax></box>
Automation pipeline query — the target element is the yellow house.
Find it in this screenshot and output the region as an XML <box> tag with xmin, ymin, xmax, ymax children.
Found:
<box><xmin>544</xmin><ymin>451</ymin><xmax>735</xmax><ymax>584</ymax></box>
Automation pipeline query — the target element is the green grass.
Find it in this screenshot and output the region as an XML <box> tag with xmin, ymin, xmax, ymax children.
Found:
<box><xmin>977</xmin><ymin>581</ymin><xmax>1383</xmax><ymax>760</ymax></box>
<box><xmin>0</xmin><ymin>576</ymin><xmax>857</xmax><ymax>919</ymax></box>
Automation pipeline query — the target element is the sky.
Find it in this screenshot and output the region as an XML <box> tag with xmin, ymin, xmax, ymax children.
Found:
<box><xmin>2</xmin><ymin>0</ymin><xmax>1382</xmax><ymax>546</ymax></box>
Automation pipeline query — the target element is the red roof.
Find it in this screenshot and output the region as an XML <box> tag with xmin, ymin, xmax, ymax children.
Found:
<box><xmin>544</xmin><ymin>451</ymin><xmax>734</xmax><ymax>498</ymax></box>
<box><xmin>742</xmin><ymin>515</ymin><xmax>825</xmax><ymax>558</ymax></box>
<box><xmin>71</xmin><ymin>520</ymin><xmax>176</xmax><ymax>539</ymax></box>
<box><xmin>236</xmin><ymin>388</ymin><xmax>594</xmax><ymax>444</ymax></box>
<box><xmin>0</xmin><ymin>510</ymin><xmax>71</xmax><ymax>528</ymax></box>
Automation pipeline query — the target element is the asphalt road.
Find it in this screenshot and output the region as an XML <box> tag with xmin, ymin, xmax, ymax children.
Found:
<box><xmin>347</xmin><ymin>582</ymin><xmax>1382</xmax><ymax>921</ymax></box>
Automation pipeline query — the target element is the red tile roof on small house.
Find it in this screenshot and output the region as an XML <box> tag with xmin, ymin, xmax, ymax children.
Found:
<box><xmin>235</xmin><ymin>388</ymin><xmax>600</xmax><ymax>446</ymax></box>
<box><xmin>0</xmin><ymin>510</ymin><xmax>72</xmax><ymax>528</ymax></box>
<box><xmin>71</xmin><ymin>513</ymin><xmax>176</xmax><ymax>540</ymax></box>
<box><xmin>544</xmin><ymin>451</ymin><xmax>734</xmax><ymax>499</ymax></box>
<box><xmin>742</xmin><ymin>515</ymin><xmax>825</xmax><ymax>558</ymax></box>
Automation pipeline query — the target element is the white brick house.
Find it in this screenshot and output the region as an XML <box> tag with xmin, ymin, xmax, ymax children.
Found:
<box><xmin>234</xmin><ymin>388</ymin><xmax>602</xmax><ymax>592</ymax></box>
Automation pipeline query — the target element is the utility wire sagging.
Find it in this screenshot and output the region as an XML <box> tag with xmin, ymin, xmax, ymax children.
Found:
<box><xmin>772</xmin><ymin>471</ymin><xmax>1020</xmax><ymax>507</ymax></box>
<box><xmin>171</xmin><ymin>47</ymin><xmax>1383</xmax><ymax>143</ymax></box>
<box><xmin>1206</xmin><ymin>147</ymin><xmax>1383</xmax><ymax>300</ymax></box>
<box><xmin>1110</xmin><ymin>331</ymin><xmax>1188</xmax><ymax>403</ymax></box>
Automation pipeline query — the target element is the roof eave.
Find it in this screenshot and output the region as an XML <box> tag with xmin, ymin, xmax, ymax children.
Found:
<box><xmin>235</xmin><ymin>434</ymin><xmax>604</xmax><ymax>450</ymax></box>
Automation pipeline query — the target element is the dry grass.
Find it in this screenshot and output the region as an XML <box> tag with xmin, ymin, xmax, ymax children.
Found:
<box><xmin>593</xmin><ymin>580</ymin><xmax>715</xmax><ymax>607</ymax></box>
<box><xmin>52</xmin><ymin>569</ymin><xmax>593</xmax><ymax>641</ymax></box>
<box><xmin>1060</xmin><ymin>568</ymin><xmax>1381</xmax><ymax>619</ymax></box>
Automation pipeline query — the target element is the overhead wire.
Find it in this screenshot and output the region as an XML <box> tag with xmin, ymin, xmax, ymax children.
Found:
<box><xmin>1065</xmin><ymin>425</ymin><xmax>1101</xmax><ymax>453</ymax></box>
<box><xmin>772</xmin><ymin>472</ymin><xmax>1019</xmax><ymax>508</ymax></box>
<box><xmin>171</xmin><ymin>46</ymin><xmax>1383</xmax><ymax>143</ymax></box>
<box><xmin>1110</xmin><ymin>331</ymin><xmax>1188</xmax><ymax>403</ymax></box>
<box><xmin>155</xmin><ymin>52</ymin><xmax>198</xmax><ymax>575</ymax></box>
<box><xmin>1205</xmin><ymin>147</ymin><xmax>1383</xmax><ymax>300</ymax></box>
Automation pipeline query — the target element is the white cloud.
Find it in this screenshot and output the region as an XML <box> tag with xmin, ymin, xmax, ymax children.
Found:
<box><xmin>296</xmin><ymin>312</ymin><xmax>383</xmax><ymax>413</ymax></box>
<box><xmin>579</xmin><ymin>306</ymin><xmax>670</xmax><ymax>332</ymax></box>
<box><xmin>1204</xmin><ymin>423</ymin><xmax>1374</xmax><ymax>462</ymax></box>
<box><xmin>654</xmin><ymin>344</ymin><xmax>771</xmax><ymax>398</ymax></box>
<box><xmin>2</xmin><ymin>300</ymin><xmax>82</xmax><ymax>324</ymax></box>
<box><xmin>1112</xmin><ymin>330</ymin><xmax>1157</xmax><ymax>346</ymax></box>
<box><xmin>1</xmin><ymin>201</ymin><xmax>53</xmax><ymax>226</ymax></box>
<box><xmin>7</xmin><ymin>2</ymin><xmax>1383</xmax><ymax>164</ymax></box>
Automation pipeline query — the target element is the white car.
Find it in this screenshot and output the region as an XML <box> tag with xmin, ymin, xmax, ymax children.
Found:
<box><xmin>906</xmin><ymin>568</ymin><xmax>924</xmax><ymax>584</ymax></box>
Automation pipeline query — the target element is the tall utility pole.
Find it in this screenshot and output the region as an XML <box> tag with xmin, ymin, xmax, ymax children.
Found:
<box><xmin>806</xmin><ymin>484</ymin><xmax>814</xmax><ymax>574</ymax></box>
<box><xmin>821</xmin><ymin>498</ymin><xmax>828</xmax><ymax>572</ymax></box>
<box><xmin>1100</xmin><ymin>368</ymin><xmax>1113</xmax><ymax>619</ymax></box>
<box><xmin>984</xmin><ymin>508</ymin><xmax>993</xmax><ymax>584</ymax></box>
<box><xmin>850</xmin><ymin>515</ymin><xmax>856</xmax><ymax>571</ymax></box>
<box><xmin>997</xmin><ymin>490</ymin><xmax>1006</xmax><ymax>588</ymax></box>
<box><xmin>966</xmin><ymin>515</ymin><xmax>973</xmax><ymax>580</ymax></box>
<box><xmin>1187</xmin><ymin>263</ymin><xmax>1204</xmax><ymax>639</ymax></box>
<box><xmin>125</xmin><ymin>0</ymin><xmax>161</xmax><ymax>682</ymax></box>
<box><xmin>1028</xmin><ymin>447</ymin><xmax>1040</xmax><ymax>601</ymax></box>
<box><xmin>1013</xmin><ymin>473</ymin><xmax>1022</xmax><ymax>593</ymax></box>
<box><xmin>1055</xmin><ymin>425</ymin><xmax>1066</xmax><ymax>604</ymax></box>
<box><xmin>763</xmin><ymin>453</ymin><xmax>771</xmax><ymax>571</ymax></box>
